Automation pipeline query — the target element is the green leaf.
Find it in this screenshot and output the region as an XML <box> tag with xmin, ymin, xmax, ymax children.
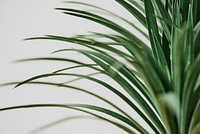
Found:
<box><xmin>52</xmin><ymin>64</ymin><xmax>99</xmax><ymax>73</ymax></box>
<box><xmin>144</xmin><ymin>0</ymin><xmax>164</xmax><ymax>65</ymax></box>
<box><xmin>74</xmin><ymin>49</ymin><xmax>166</xmax><ymax>133</ymax></box>
<box><xmin>189</xmin><ymin>101</ymin><xmax>200</xmax><ymax>134</ymax></box>
<box><xmin>7</xmin><ymin>70</ymin><xmax>157</xmax><ymax>133</ymax></box>
<box><xmin>126</xmin><ymin>0</ymin><xmax>145</xmax><ymax>14</ymax></box>
<box><xmin>15</xmin><ymin>57</ymin><xmax>88</xmax><ymax>65</ymax></box>
<box><xmin>194</xmin><ymin>22</ymin><xmax>200</xmax><ymax>57</ymax></box>
<box><xmin>55</xmin><ymin>8</ymin><xmax>146</xmax><ymax>47</ymax></box>
<box><xmin>192</xmin><ymin>0</ymin><xmax>200</xmax><ymax>25</ymax></box>
<box><xmin>116</xmin><ymin>0</ymin><xmax>146</xmax><ymax>27</ymax></box>
<box><xmin>64</xmin><ymin>1</ymin><xmax>148</xmax><ymax>39</ymax></box>
<box><xmin>153</xmin><ymin>0</ymin><xmax>172</xmax><ymax>42</ymax></box>
<box><xmin>4</xmin><ymin>80</ymin><xmax>138</xmax><ymax>123</ymax></box>
<box><xmin>26</xmin><ymin>35</ymin><xmax>134</xmax><ymax>61</ymax></box>
<box><xmin>158</xmin><ymin>92</ymin><xmax>179</xmax><ymax>133</ymax></box>
<box><xmin>0</xmin><ymin>104</ymin><xmax>137</xmax><ymax>134</ymax></box>
<box><xmin>181</xmin><ymin>51</ymin><xmax>200</xmax><ymax>133</ymax></box>
<box><xmin>0</xmin><ymin>104</ymin><xmax>147</xmax><ymax>133</ymax></box>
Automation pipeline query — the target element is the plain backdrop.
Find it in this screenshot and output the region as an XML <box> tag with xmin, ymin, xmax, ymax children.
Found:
<box><xmin>0</xmin><ymin>0</ymin><xmax>151</xmax><ymax>134</ymax></box>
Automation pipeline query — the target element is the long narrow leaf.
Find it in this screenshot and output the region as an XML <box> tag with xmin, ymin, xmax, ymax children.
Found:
<box><xmin>0</xmin><ymin>104</ymin><xmax>149</xmax><ymax>133</ymax></box>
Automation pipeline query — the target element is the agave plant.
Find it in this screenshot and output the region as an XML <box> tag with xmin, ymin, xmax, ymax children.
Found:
<box><xmin>1</xmin><ymin>0</ymin><xmax>200</xmax><ymax>133</ymax></box>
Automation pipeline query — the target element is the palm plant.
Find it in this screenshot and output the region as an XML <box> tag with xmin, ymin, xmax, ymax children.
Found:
<box><xmin>1</xmin><ymin>0</ymin><xmax>200</xmax><ymax>133</ymax></box>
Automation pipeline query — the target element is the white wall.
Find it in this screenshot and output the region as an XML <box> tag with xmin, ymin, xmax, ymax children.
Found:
<box><xmin>0</xmin><ymin>0</ymin><xmax>151</xmax><ymax>134</ymax></box>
